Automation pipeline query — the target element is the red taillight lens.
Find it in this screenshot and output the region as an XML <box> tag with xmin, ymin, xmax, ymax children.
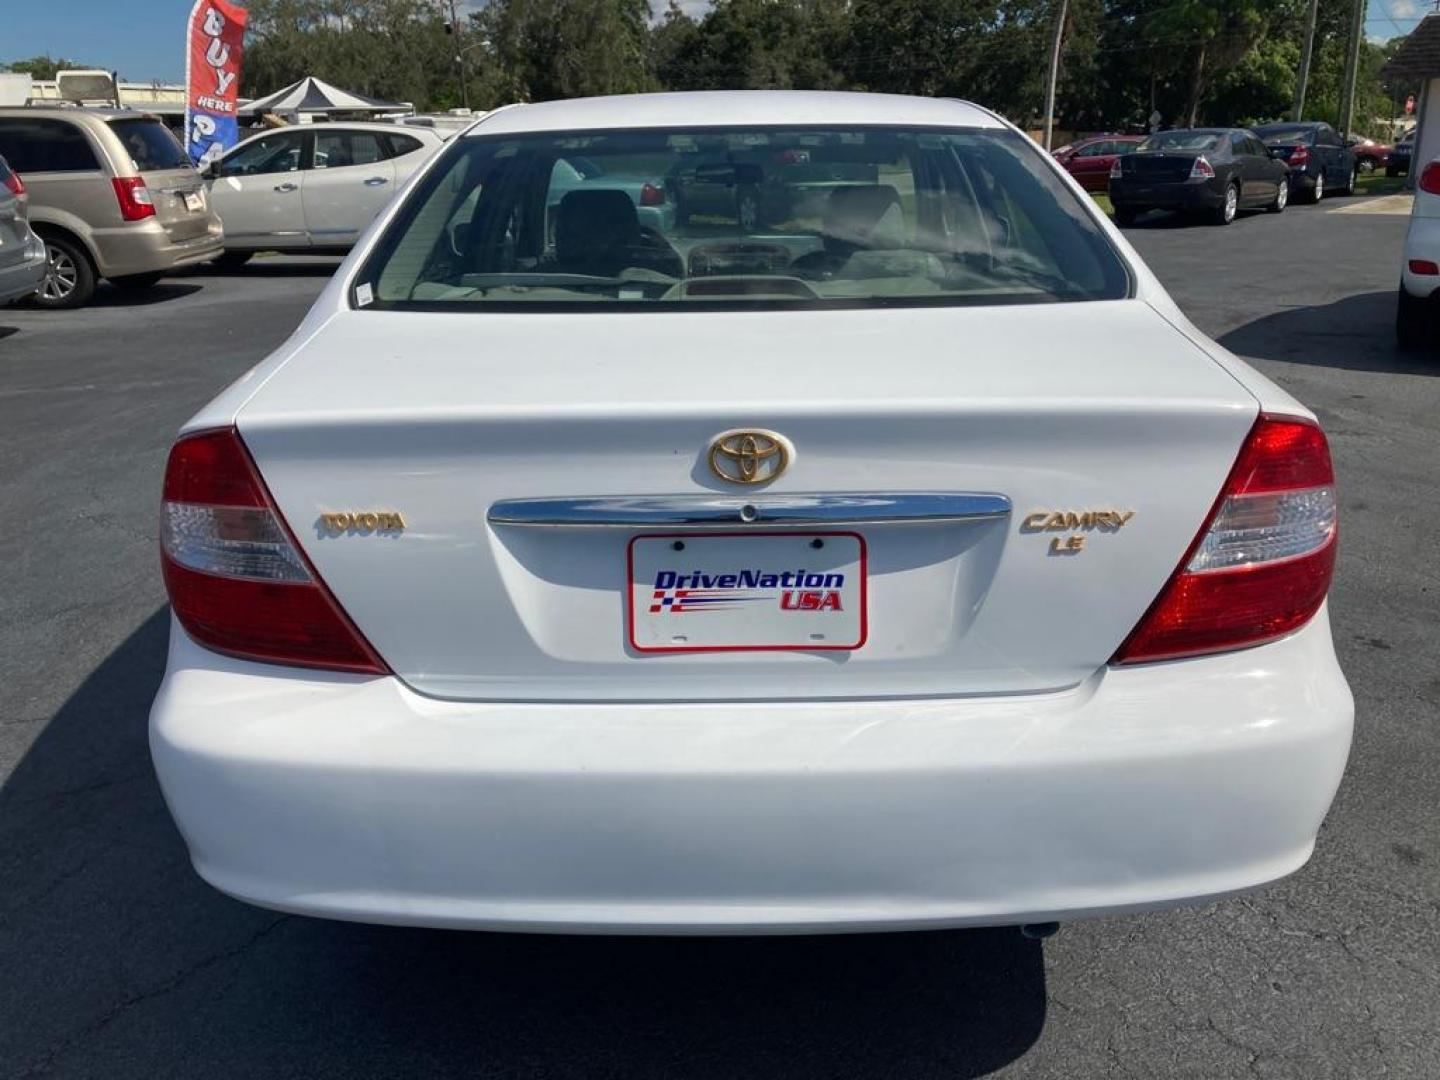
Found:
<box><xmin>1289</xmin><ymin>147</ymin><xmax>1310</xmax><ymax>168</ymax></box>
<box><xmin>1419</xmin><ymin>161</ymin><xmax>1440</xmax><ymax>195</ymax></box>
<box><xmin>2</xmin><ymin>168</ymin><xmax>24</xmax><ymax>197</ymax></box>
<box><xmin>112</xmin><ymin>176</ymin><xmax>156</xmax><ymax>221</ymax></box>
<box><xmin>1409</xmin><ymin>259</ymin><xmax>1440</xmax><ymax>275</ymax></box>
<box><xmin>1189</xmin><ymin>156</ymin><xmax>1215</xmax><ymax>179</ymax></box>
<box><xmin>1113</xmin><ymin>415</ymin><xmax>1337</xmax><ymax>664</ymax></box>
<box><xmin>160</xmin><ymin>429</ymin><xmax>388</xmax><ymax>674</ymax></box>
<box><xmin>640</xmin><ymin>182</ymin><xmax>666</xmax><ymax>207</ymax></box>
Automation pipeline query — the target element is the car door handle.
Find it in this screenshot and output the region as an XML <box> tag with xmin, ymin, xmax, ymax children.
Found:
<box><xmin>363</xmin><ymin>176</ymin><xmax>389</xmax><ymax>187</ymax></box>
<box><xmin>274</xmin><ymin>182</ymin><xmax>298</xmax><ymax>193</ymax></box>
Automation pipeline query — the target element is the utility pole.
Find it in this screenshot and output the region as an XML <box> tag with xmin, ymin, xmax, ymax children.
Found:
<box><xmin>1042</xmin><ymin>0</ymin><xmax>1069</xmax><ymax>151</ymax></box>
<box><xmin>445</xmin><ymin>0</ymin><xmax>471</xmax><ymax>111</ymax></box>
<box><xmin>1337</xmin><ymin>0</ymin><xmax>1366</xmax><ymax>138</ymax></box>
<box><xmin>1292</xmin><ymin>0</ymin><xmax>1320</xmax><ymax>121</ymax></box>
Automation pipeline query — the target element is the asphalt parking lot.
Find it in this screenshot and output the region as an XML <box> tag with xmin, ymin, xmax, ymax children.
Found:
<box><xmin>2</xmin><ymin>197</ymin><xmax>1438</xmax><ymax>1079</ymax></box>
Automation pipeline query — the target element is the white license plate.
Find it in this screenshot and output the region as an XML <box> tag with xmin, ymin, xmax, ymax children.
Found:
<box><xmin>183</xmin><ymin>192</ymin><xmax>204</xmax><ymax>212</ymax></box>
<box><xmin>628</xmin><ymin>532</ymin><xmax>867</xmax><ymax>653</ymax></box>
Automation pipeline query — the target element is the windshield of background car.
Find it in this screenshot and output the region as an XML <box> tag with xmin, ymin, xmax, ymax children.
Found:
<box><xmin>1258</xmin><ymin>127</ymin><xmax>1315</xmax><ymax>147</ymax></box>
<box><xmin>109</xmin><ymin>118</ymin><xmax>190</xmax><ymax>172</ymax></box>
<box><xmin>1138</xmin><ymin>131</ymin><xmax>1222</xmax><ymax>153</ymax></box>
<box><xmin>357</xmin><ymin>125</ymin><xmax>1130</xmax><ymax>309</ymax></box>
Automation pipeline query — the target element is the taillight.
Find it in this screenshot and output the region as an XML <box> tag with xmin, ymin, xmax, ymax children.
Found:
<box><xmin>1409</xmin><ymin>259</ymin><xmax>1440</xmax><ymax>275</ymax></box>
<box><xmin>640</xmin><ymin>182</ymin><xmax>666</xmax><ymax>207</ymax></box>
<box><xmin>1289</xmin><ymin>147</ymin><xmax>1310</xmax><ymax>168</ymax></box>
<box><xmin>2</xmin><ymin>168</ymin><xmax>23</xmax><ymax>197</ymax></box>
<box><xmin>160</xmin><ymin>428</ymin><xmax>388</xmax><ymax>674</ymax></box>
<box><xmin>1113</xmin><ymin>415</ymin><xmax>1337</xmax><ymax>664</ymax></box>
<box><xmin>1419</xmin><ymin>161</ymin><xmax>1440</xmax><ymax>195</ymax></box>
<box><xmin>112</xmin><ymin>176</ymin><xmax>156</xmax><ymax>221</ymax></box>
<box><xmin>1109</xmin><ymin>158</ymin><xmax>1123</xmax><ymax>179</ymax></box>
<box><xmin>1189</xmin><ymin>156</ymin><xmax>1215</xmax><ymax>180</ymax></box>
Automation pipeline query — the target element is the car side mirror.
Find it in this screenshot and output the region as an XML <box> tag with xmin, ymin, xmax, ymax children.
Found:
<box><xmin>200</xmin><ymin>160</ymin><xmax>219</xmax><ymax>180</ymax></box>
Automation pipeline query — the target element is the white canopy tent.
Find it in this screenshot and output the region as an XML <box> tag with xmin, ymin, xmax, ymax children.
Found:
<box><xmin>239</xmin><ymin>77</ymin><xmax>409</xmax><ymax>119</ymax></box>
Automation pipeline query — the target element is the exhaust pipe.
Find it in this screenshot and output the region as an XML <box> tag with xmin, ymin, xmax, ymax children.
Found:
<box><xmin>1019</xmin><ymin>922</ymin><xmax>1060</xmax><ymax>940</ymax></box>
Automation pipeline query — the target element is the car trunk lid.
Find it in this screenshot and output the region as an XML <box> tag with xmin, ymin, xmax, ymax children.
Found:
<box><xmin>1122</xmin><ymin>153</ymin><xmax>1201</xmax><ymax>181</ymax></box>
<box><xmin>234</xmin><ymin>300</ymin><xmax>1257</xmax><ymax>702</ymax></box>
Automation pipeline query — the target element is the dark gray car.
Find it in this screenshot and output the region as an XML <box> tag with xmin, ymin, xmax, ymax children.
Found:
<box><xmin>1109</xmin><ymin>128</ymin><xmax>1289</xmax><ymax>227</ymax></box>
<box><xmin>1253</xmin><ymin>122</ymin><xmax>1357</xmax><ymax>203</ymax></box>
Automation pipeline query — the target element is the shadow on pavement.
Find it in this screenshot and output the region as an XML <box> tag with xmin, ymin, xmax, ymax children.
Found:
<box><xmin>0</xmin><ymin>325</ymin><xmax>18</xmax><ymax>341</ymax></box>
<box><xmin>183</xmin><ymin>257</ymin><xmax>344</xmax><ymax>280</ymax></box>
<box><xmin>88</xmin><ymin>283</ymin><xmax>204</xmax><ymax>308</ymax></box>
<box><xmin>0</xmin><ymin>611</ymin><xmax>1047</xmax><ymax>1079</ymax></box>
<box><xmin>1219</xmin><ymin>289</ymin><xmax>1439</xmax><ymax>376</ymax></box>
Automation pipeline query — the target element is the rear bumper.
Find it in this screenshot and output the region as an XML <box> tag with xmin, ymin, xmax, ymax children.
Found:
<box><xmin>0</xmin><ymin>238</ymin><xmax>46</xmax><ymax>304</ymax></box>
<box><xmin>90</xmin><ymin>220</ymin><xmax>224</xmax><ymax>278</ymax></box>
<box><xmin>1109</xmin><ymin>178</ymin><xmax>1224</xmax><ymax>211</ymax></box>
<box><xmin>1402</xmin><ymin>215</ymin><xmax>1440</xmax><ymax>296</ymax></box>
<box><xmin>151</xmin><ymin>611</ymin><xmax>1353</xmax><ymax>934</ymax></box>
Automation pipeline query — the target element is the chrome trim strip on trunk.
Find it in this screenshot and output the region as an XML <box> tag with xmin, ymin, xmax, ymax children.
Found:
<box><xmin>488</xmin><ymin>493</ymin><xmax>1012</xmax><ymax>528</ymax></box>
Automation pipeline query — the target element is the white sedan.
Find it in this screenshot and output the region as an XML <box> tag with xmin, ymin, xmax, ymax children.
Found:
<box><xmin>151</xmin><ymin>91</ymin><xmax>1352</xmax><ymax>935</ymax></box>
<box><xmin>1398</xmin><ymin>156</ymin><xmax>1440</xmax><ymax>345</ymax></box>
<box><xmin>201</xmin><ymin>121</ymin><xmax>445</xmax><ymax>266</ymax></box>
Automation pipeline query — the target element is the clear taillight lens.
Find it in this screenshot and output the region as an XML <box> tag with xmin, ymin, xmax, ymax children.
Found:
<box><xmin>1113</xmin><ymin>415</ymin><xmax>1337</xmax><ymax>664</ymax></box>
<box><xmin>1109</xmin><ymin>158</ymin><xmax>1123</xmax><ymax>179</ymax></box>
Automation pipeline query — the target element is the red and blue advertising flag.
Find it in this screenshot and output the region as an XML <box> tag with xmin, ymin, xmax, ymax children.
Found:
<box><xmin>185</xmin><ymin>0</ymin><xmax>248</xmax><ymax>167</ymax></box>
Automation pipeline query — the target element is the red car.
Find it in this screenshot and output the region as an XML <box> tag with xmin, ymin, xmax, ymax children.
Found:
<box><xmin>1347</xmin><ymin>136</ymin><xmax>1392</xmax><ymax>174</ymax></box>
<box><xmin>1054</xmin><ymin>134</ymin><xmax>1146</xmax><ymax>192</ymax></box>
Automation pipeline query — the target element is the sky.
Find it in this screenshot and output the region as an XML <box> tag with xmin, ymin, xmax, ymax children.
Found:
<box><xmin>0</xmin><ymin>0</ymin><xmax>1424</xmax><ymax>87</ymax></box>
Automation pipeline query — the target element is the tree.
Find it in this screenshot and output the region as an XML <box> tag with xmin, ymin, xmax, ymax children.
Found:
<box><xmin>658</xmin><ymin>0</ymin><xmax>849</xmax><ymax>91</ymax></box>
<box><xmin>478</xmin><ymin>0</ymin><xmax>657</xmax><ymax>102</ymax></box>
<box><xmin>3</xmin><ymin>55</ymin><xmax>90</xmax><ymax>80</ymax></box>
<box><xmin>1142</xmin><ymin>0</ymin><xmax>1280</xmax><ymax>127</ymax></box>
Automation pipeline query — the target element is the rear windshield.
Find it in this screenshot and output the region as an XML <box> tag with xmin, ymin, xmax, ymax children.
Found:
<box><xmin>357</xmin><ymin>125</ymin><xmax>1130</xmax><ymax>310</ymax></box>
<box><xmin>1138</xmin><ymin>131</ymin><xmax>1222</xmax><ymax>153</ymax></box>
<box><xmin>1257</xmin><ymin>127</ymin><xmax>1314</xmax><ymax>147</ymax></box>
<box><xmin>109</xmin><ymin>118</ymin><xmax>190</xmax><ymax>172</ymax></box>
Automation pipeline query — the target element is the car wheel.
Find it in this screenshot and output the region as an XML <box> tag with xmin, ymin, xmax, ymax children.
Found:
<box><xmin>1358</xmin><ymin>158</ymin><xmax>1376</xmax><ymax>174</ymax></box>
<box><xmin>1113</xmin><ymin>205</ymin><xmax>1138</xmax><ymax>227</ymax></box>
<box><xmin>110</xmin><ymin>271</ymin><xmax>163</xmax><ymax>291</ymax></box>
<box><xmin>1308</xmin><ymin>172</ymin><xmax>1325</xmax><ymax>203</ymax></box>
<box><xmin>1397</xmin><ymin>287</ymin><xmax>1433</xmax><ymax>348</ymax></box>
<box><xmin>1211</xmin><ymin>182</ymin><xmax>1239</xmax><ymax>225</ymax></box>
<box><xmin>1386</xmin><ymin>165</ymin><xmax>1400</xmax><ymax>178</ymax></box>
<box><xmin>1339</xmin><ymin>167</ymin><xmax>1357</xmax><ymax>196</ymax></box>
<box><xmin>32</xmin><ymin>235</ymin><xmax>96</xmax><ymax>310</ymax></box>
<box><xmin>1267</xmin><ymin>178</ymin><xmax>1288</xmax><ymax>213</ymax></box>
<box><xmin>213</xmin><ymin>250</ymin><xmax>253</xmax><ymax>270</ymax></box>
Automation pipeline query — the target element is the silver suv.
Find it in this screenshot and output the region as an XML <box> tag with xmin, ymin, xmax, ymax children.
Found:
<box><xmin>0</xmin><ymin>108</ymin><xmax>224</xmax><ymax>308</ymax></box>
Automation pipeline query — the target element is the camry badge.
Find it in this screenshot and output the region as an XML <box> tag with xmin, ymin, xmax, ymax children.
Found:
<box><xmin>708</xmin><ymin>429</ymin><xmax>790</xmax><ymax>485</ymax></box>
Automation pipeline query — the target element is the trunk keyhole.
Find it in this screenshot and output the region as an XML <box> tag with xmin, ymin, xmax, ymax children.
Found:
<box><xmin>811</xmin><ymin>538</ymin><xmax>825</xmax><ymax>549</ymax></box>
<box><xmin>671</xmin><ymin>540</ymin><xmax>685</xmax><ymax>551</ymax></box>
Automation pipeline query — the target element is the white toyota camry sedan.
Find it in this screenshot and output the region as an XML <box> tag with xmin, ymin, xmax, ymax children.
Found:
<box><xmin>151</xmin><ymin>92</ymin><xmax>1353</xmax><ymax>935</ymax></box>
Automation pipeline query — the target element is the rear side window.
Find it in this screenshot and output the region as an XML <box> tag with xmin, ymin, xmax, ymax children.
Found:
<box><xmin>0</xmin><ymin>119</ymin><xmax>101</xmax><ymax>173</ymax></box>
<box><xmin>109</xmin><ymin>118</ymin><xmax>189</xmax><ymax>172</ymax></box>
<box><xmin>386</xmin><ymin>133</ymin><xmax>426</xmax><ymax>158</ymax></box>
<box><xmin>315</xmin><ymin>130</ymin><xmax>386</xmax><ymax>169</ymax></box>
<box><xmin>358</xmin><ymin>124</ymin><xmax>1130</xmax><ymax>310</ymax></box>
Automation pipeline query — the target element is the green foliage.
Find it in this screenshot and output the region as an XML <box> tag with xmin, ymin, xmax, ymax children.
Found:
<box><xmin>2</xmin><ymin>55</ymin><xmax>90</xmax><ymax>80</ymax></box>
<box><xmin>479</xmin><ymin>0</ymin><xmax>657</xmax><ymax>102</ymax></box>
<box><xmin>230</xmin><ymin>0</ymin><xmax>1411</xmax><ymax>134</ymax></box>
